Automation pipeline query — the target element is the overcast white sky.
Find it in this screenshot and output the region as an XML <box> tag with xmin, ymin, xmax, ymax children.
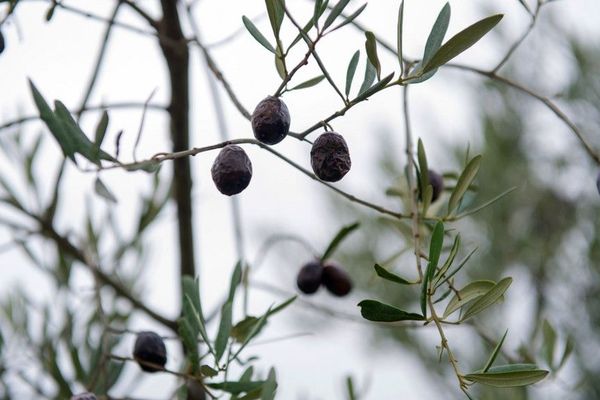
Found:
<box><xmin>1</xmin><ymin>0</ymin><xmax>599</xmax><ymax>398</ymax></box>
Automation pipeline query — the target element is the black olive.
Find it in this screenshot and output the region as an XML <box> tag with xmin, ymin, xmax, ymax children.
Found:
<box><xmin>322</xmin><ymin>262</ymin><xmax>352</xmax><ymax>297</ymax></box>
<box><xmin>428</xmin><ymin>169</ymin><xmax>444</xmax><ymax>202</ymax></box>
<box><xmin>296</xmin><ymin>261</ymin><xmax>323</xmax><ymax>294</ymax></box>
<box><xmin>133</xmin><ymin>331</ymin><xmax>167</xmax><ymax>372</ymax></box>
<box><xmin>310</xmin><ymin>132</ymin><xmax>351</xmax><ymax>182</ymax></box>
<box><xmin>251</xmin><ymin>96</ymin><xmax>290</xmax><ymax>145</ymax></box>
<box><xmin>211</xmin><ymin>145</ymin><xmax>253</xmax><ymax>196</ymax></box>
<box><xmin>0</xmin><ymin>30</ymin><xmax>5</xmax><ymax>54</ymax></box>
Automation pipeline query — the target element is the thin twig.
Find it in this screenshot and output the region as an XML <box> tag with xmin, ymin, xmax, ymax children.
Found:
<box><xmin>76</xmin><ymin>2</ymin><xmax>122</xmax><ymax>122</ymax></box>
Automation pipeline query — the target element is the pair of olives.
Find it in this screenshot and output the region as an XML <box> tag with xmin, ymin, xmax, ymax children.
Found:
<box><xmin>211</xmin><ymin>96</ymin><xmax>352</xmax><ymax>196</ymax></box>
<box><xmin>297</xmin><ymin>260</ymin><xmax>353</xmax><ymax>297</ymax></box>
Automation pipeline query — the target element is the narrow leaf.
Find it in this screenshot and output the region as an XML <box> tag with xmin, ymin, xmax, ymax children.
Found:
<box><xmin>354</xmin><ymin>72</ymin><xmax>394</xmax><ymax>102</ymax></box>
<box><xmin>94</xmin><ymin>178</ymin><xmax>117</xmax><ymax>203</ymax></box>
<box><xmin>397</xmin><ymin>1</ymin><xmax>404</xmax><ymax>74</ymax></box>
<box><xmin>435</xmin><ymin>234</ymin><xmax>460</xmax><ymax>281</ymax></box>
<box><xmin>364</xmin><ymin>31</ymin><xmax>381</xmax><ymax>80</ymax></box>
<box><xmin>448</xmin><ymin>155</ymin><xmax>482</xmax><ymax>215</ymax></box>
<box><xmin>323</xmin><ymin>0</ymin><xmax>351</xmax><ymax>31</ymax></box>
<box><xmin>94</xmin><ymin>110</ymin><xmax>109</xmax><ymax>149</ymax></box>
<box><xmin>373</xmin><ymin>264</ymin><xmax>414</xmax><ymax>285</ymax></box>
<box><xmin>329</xmin><ymin>3</ymin><xmax>367</xmax><ymax>33</ymax></box>
<box><xmin>229</xmin><ymin>261</ymin><xmax>243</xmax><ymax>302</ymax></box>
<box><xmin>542</xmin><ymin>319</ymin><xmax>557</xmax><ymax>368</ymax></box>
<box><xmin>358</xmin><ymin>58</ymin><xmax>376</xmax><ymax>95</ymax></box>
<box><xmin>465</xmin><ymin>364</ymin><xmax>548</xmax><ymax>387</ymax></box>
<box><xmin>443</xmin><ymin>280</ymin><xmax>495</xmax><ymax>318</ymax></box>
<box><xmin>460</xmin><ymin>277</ymin><xmax>512</xmax><ymax>321</ymax></box>
<box><xmin>483</xmin><ymin>329</ymin><xmax>509</xmax><ymax>372</ymax></box>
<box><xmin>261</xmin><ymin>368</ymin><xmax>277</xmax><ymax>400</ymax></box>
<box><xmin>206</xmin><ymin>381</ymin><xmax>265</xmax><ymax>395</ymax></box>
<box><xmin>423</xmin><ymin>14</ymin><xmax>504</xmax><ymax>73</ymax></box>
<box><xmin>417</xmin><ymin>139</ymin><xmax>429</xmax><ymax>198</ymax></box>
<box><xmin>423</xmin><ymin>3</ymin><xmax>451</xmax><ymax>65</ymax></box>
<box><xmin>215</xmin><ymin>301</ymin><xmax>233</xmax><ymax>363</ymax></box>
<box><xmin>288</xmin><ymin>75</ymin><xmax>325</xmax><ymax>91</ymax></box>
<box><xmin>345</xmin><ymin>50</ymin><xmax>360</xmax><ymax>97</ymax></box>
<box><xmin>200</xmin><ymin>365</ymin><xmax>219</xmax><ymax>378</ymax></box>
<box><xmin>358</xmin><ymin>300</ymin><xmax>425</xmax><ymax>322</ymax></box>
<box><xmin>322</xmin><ymin>222</ymin><xmax>359</xmax><ymax>261</ymax></box>
<box><xmin>265</xmin><ymin>0</ymin><xmax>285</xmax><ymax>38</ymax></box>
<box><xmin>434</xmin><ymin>246</ymin><xmax>478</xmax><ymax>289</ymax></box>
<box><xmin>242</xmin><ymin>16</ymin><xmax>276</xmax><ymax>53</ymax></box>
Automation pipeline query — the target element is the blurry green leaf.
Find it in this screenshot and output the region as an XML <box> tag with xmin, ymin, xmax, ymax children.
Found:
<box><xmin>29</xmin><ymin>80</ymin><xmax>76</xmax><ymax>161</ymax></box>
<box><xmin>345</xmin><ymin>50</ymin><xmax>360</xmax><ymax>96</ymax></box>
<box><xmin>373</xmin><ymin>264</ymin><xmax>414</xmax><ymax>285</ymax></box>
<box><xmin>364</xmin><ymin>31</ymin><xmax>381</xmax><ymax>80</ymax></box>
<box><xmin>124</xmin><ymin>160</ymin><xmax>161</xmax><ymax>173</ymax></box>
<box><xmin>557</xmin><ymin>335</ymin><xmax>574</xmax><ymax>370</ymax></box>
<box><xmin>45</xmin><ymin>2</ymin><xmax>56</xmax><ymax>21</ymax></box>
<box><xmin>54</xmin><ymin>100</ymin><xmax>115</xmax><ymax>163</ymax></box>
<box><xmin>428</xmin><ymin>221</ymin><xmax>444</xmax><ymax>268</ymax></box>
<box><xmin>465</xmin><ymin>364</ymin><xmax>548</xmax><ymax>387</ymax></box>
<box><xmin>94</xmin><ymin>177</ymin><xmax>117</xmax><ymax>203</ymax></box>
<box><xmin>229</xmin><ymin>261</ymin><xmax>243</xmax><ymax>301</ymax></box>
<box><xmin>354</xmin><ymin>72</ymin><xmax>394</xmax><ymax>102</ymax></box>
<box><xmin>397</xmin><ymin>1</ymin><xmax>404</xmax><ymax>73</ymax></box>
<box><xmin>448</xmin><ymin>155</ymin><xmax>482</xmax><ymax>215</ymax></box>
<box><xmin>265</xmin><ymin>0</ymin><xmax>285</xmax><ymax>38</ymax></box>
<box><xmin>231</xmin><ymin>296</ymin><xmax>295</xmax><ymax>343</ymax></box>
<box><xmin>178</xmin><ymin>317</ymin><xmax>199</xmax><ymax>369</ymax></box>
<box><xmin>483</xmin><ymin>329</ymin><xmax>508</xmax><ymax>372</ymax></box>
<box><xmin>242</xmin><ymin>16</ymin><xmax>275</xmax><ymax>53</ymax></box>
<box><xmin>94</xmin><ymin>110</ymin><xmax>109</xmax><ymax>149</ymax></box>
<box><xmin>288</xmin><ymin>75</ymin><xmax>325</xmax><ymax>91</ymax></box>
<box><xmin>240</xmin><ymin>366</ymin><xmax>254</xmax><ymax>381</ymax></box>
<box><xmin>230</xmin><ymin>308</ymin><xmax>271</xmax><ymax>361</ymax></box>
<box><xmin>288</xmin><ymin>0</ymin><xmax>327</xmax><ymax>50</ymax></box>
<box><xmin>329</xmin><ymin>3</ymin><xmax>367</xmax><ymax>33</ymax></box>
<box><xmin>417</xmin><ymin>139</ymin><xmax>429</xmax><ymax>198</ymax></box>
<box><xmin>322</xmin><ymin>222</ymin><xmax>360</xmax><ymax>261</ymax></box>
<box><xmin>346</xmin><ymin>375</ymin><xmax>357</xmax><ymax>400</ymax></box>
<box><xmin>261</xmin><ymin>368</ymin><xmax>277</xmax><ymax>400</ymax></box>
<box><xmin>443</xmin><ymin>280</ymin><xmax>495</xmax><ymax>318</ymax></box>
<box><xmin>215</xmin><ymin>301</ymin><xmax>233</xmax><ymax>363</ymax></box>
<box><xmin>460</xmin><ymin>277</ymin><xmax>512</xmax><ymax>321</ymax></box>
<box><xmin>542</xmin><ymin>319</ymin><xmax>557</xmax><ymax>368</ymax></box>
<box><xmin>206</xmin><ymin>381</ymin><xmax>265</xmax><ymax>394</ymax></box>
<box><xmin>358</xmin><ymin>58</ymin><xmax>376</xmax><ymax>95</ymax></box>
<box><xmin>200</xmin><ymin>364</ymin><xmax>219</xmax><ymax>378</ymax></box>
<box><xmin>323</xmin><ymin>0</ymin><xmax>351</xmax><ymax>31</ymax></box>
<box><xmin>358</xmin><ymin>300</ymin><xmax>424</xmax><ymax>322</ymax></box>
<box><xmin>423</xmin><ymin>14</ymin><xmax>504</xmax><ymax>73</ymax></box>
<box><xmin>423</xmin><ymin>3</ymin><xmax>451</xmax><ymax>65</ymax></box>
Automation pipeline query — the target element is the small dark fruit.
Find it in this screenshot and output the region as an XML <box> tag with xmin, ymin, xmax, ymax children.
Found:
<box><xmin>251</xmin><ymin>96</ymin><xmax>290</xmax><ymax>145</ymax></box>
<box><xmin>70</xmin><ymin>393</ymin><xmax>97</xmax><ymax>400</ymax></box>
<box><xmin>310</xmin><ymin>132</ymin><xmax>351</xmax><ymax>182</ymax></box>
<box><xmin>187</xmin><ymin>379</ymin><xmax>207</xmax><ymax>400</ymax></box>
<box><xmin>296</xmin><ymin>261</ymin><xmax>323</xmax><ymax>294</ymax></box>
<box><xmin>322</xmin><ymin>262</ymin><xmax>352</xmax><ymax>297</ymax></box>
<box><xmin>0</xmin><ymin>30</ymin><xmax>4</xmax><ymax>54</ymax></box>
<box><xmin>133</xmin><ymin>331</ymin><xmax>167</xmax><ymax>372</ymax></box>
<box><xmin>428</xmin><ymin>169</ymin><xmax>444</xmax><ymax>202</ymax></box>
<box><xmin>211</xmin><ymin>145</ymin><xmax>253</xmax><ymax>196</ymax></box>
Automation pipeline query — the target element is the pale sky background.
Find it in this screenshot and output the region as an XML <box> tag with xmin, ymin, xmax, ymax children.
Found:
<box><xmin>1</xmin><ymin>0</ymin><xmax>599</xmax><ymax>399</ymax></box>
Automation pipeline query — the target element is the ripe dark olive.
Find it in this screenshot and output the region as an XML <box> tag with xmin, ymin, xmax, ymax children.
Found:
<box><xmin>251</xmin><ymin>96</ymin><xmax>290</xmax><ymax>145</ymax></box>
<box><xmin>133</xmin><ymin>331</ymin><xmax>167</xmax><ymax>372</ymax></box>
<box><xmin>322</xmin><ymin>262</ymin><xmax>352</xmax><ymax>297</ymax></box>
<box><xmin>0</xmin><ymin>30</ymin><xmax>5</xmax><ymax>54</ymax></box>
<box><xmin>296</xmin><ymin>261</ymin><xmax>323</xmax><ymax>294</ymax></box>
<box><xmin>70</xmin><ymin>394</ymin><xmax>97</xmax><ymax>400</ymax></box>
<box><xmin>211</xmin><ymin>145</ymin><xmax>253</xmax><ymax>196</ymax></box>
<box><xmin>428</xmin><ymin>169</ymin><xmax>444</xmax><ymax>202</ymax></box>
<box><xmin>310</xmin><ymin>132</ymin><xmax>351</xmax><ymax>182</ymax></box>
